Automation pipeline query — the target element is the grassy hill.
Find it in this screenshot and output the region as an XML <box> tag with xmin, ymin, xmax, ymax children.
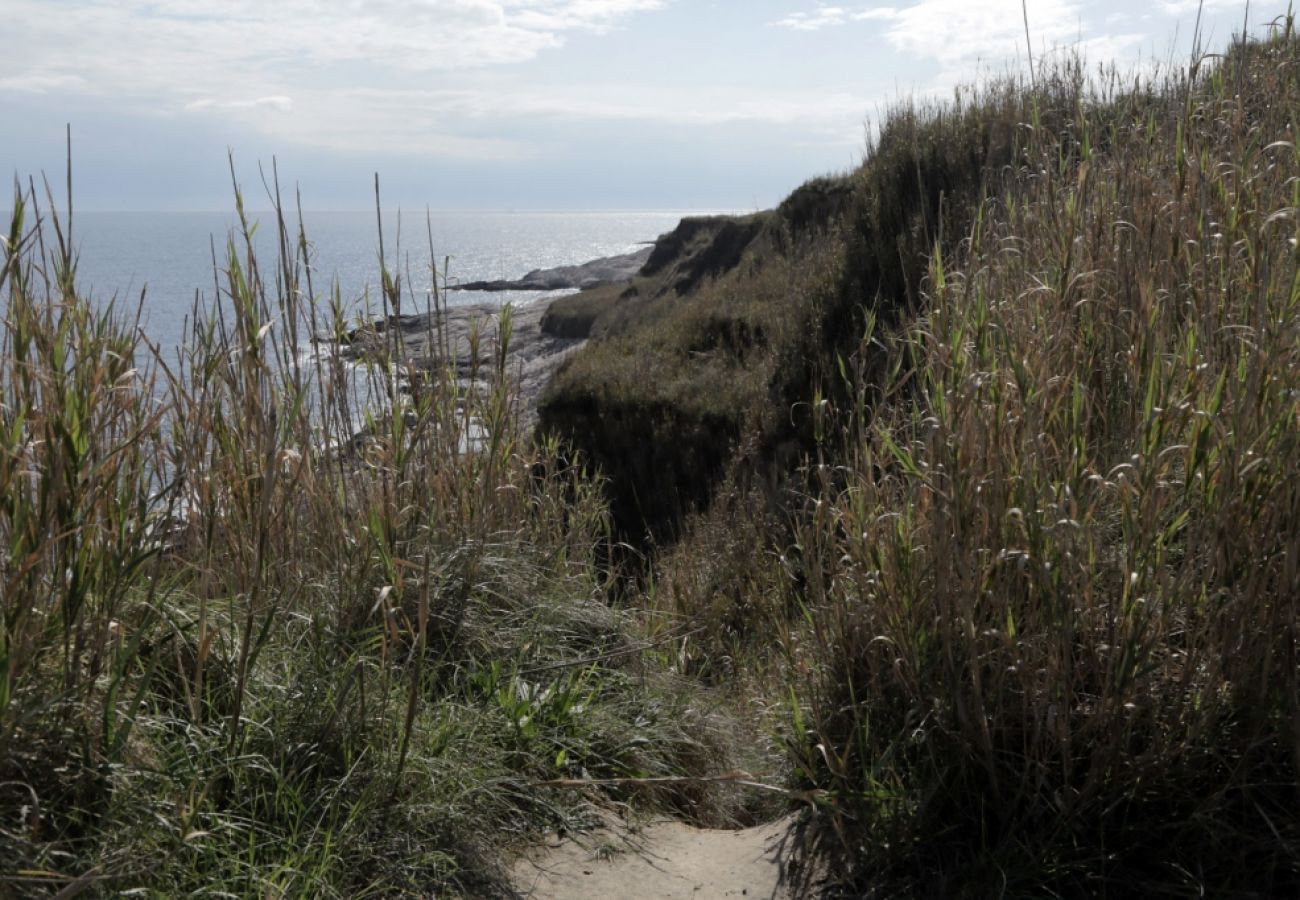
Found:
<box><xmin>542</xmin><ymin>16</ymin><xmax>1300</xmax><ymax>898</ymax></box>
<box><xmin>4</xmin><ymin>12</ymin><xmax>1300</xmax><ymax>898</ymax></box>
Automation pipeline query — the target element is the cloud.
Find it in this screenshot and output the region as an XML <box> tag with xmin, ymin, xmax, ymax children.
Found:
<box><xmin>0</xmin><ymin>0</ymin><xmax>669</xmax><ymax>159</ymax></box>
<box><xmin>187</xmin><ymin>96</ymin><xmax>295</xmax><ymax>113</ymax></box>
<box><xmin>773</xmin><ymin>5</ymin><xmax>904</xmax><ymax>29</ymax></box>
<box><xmin>189</xmin><ymin>81</ymin><xmax>867</xmax><ymax>161</ymax></box>
<box><xmin>773</xmin><ymin>1</ymin><xmax>1084</xmax><ymax>58</ymax></box>
<box><xmin>854</xmin><ymin>7</ymin><xmax>901</xmax><ymax>20</ymax></box>
<box><xmin>0</xmin><ymin>72</ymin><xmax>88</xmax><ymax>93</ymax></box>
<box><xmin>1158</xmin><ymin>0</ymin><xmax>1243</xmax><ymax>14</ymax></box>
<box><xmin>337</xmin><ymin>83</ymin><xmax>874</xmax><ymax>133</ymax></box>
<box><xmin>773</xmin><ymin>6</ymin><xmax>852</xmax><ymax>30</ymax></box>
<box><xmin>869</xmin><ymin>0</ymin><xmax>1084</xmax><ymax>64</ymax></box>
<box><xmin>2</xmin><ymin>1</ymin><xmax>667</xmax><ymax>94</ymax></box>
<box><xmin>773</xmin><ymin>0</ymin><xmax>1170</xmax><ymax>91</ymax></box>
<box><xmin>0</xmin><ymin>0</ymin><xmax>880</xmax><ymax>162</ymax></box>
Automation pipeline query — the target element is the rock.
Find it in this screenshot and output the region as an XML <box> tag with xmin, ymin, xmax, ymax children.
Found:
<box><xmin>333</xmin><ymin>313</ymin><xmax>426</xmax><ymax>345</ymax></box>
<box><xmin>319</xmin><ymin>296</ymin><xmax>584</xmax><ymax>432</ymax></box>
<box><xmin>454</xmin><ymin>246</ymin><xmax>653</xmax><ymax>293</ymax></box>
<box><xmin>312</xmin><ymin>244</ymin><xmax>659</xmax><ymax>430</ymax></box>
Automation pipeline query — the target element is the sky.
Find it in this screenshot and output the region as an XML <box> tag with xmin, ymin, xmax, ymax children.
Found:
<box><xmin>1</xmin><ymin>0</ymin><xmax>1287</xmax><ymax>211</ymax></box>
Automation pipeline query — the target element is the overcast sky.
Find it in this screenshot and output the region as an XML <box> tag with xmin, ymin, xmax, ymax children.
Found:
<box><xmin>1</xmin><ymin>0</ymin><xmax>1283</xmax><ymax>210</ymax></box>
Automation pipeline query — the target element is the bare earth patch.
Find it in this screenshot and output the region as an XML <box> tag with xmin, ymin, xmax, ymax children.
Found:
<box><xmin>511</xmin><ymin>815</ymin><xmax>802</xmax><ymax>900</ymax></box>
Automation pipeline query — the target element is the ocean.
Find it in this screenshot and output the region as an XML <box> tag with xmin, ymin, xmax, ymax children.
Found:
<box><xmin>63</xmin><ymin>209</ymin><xmax>704</xmax><ymax>350</ymax></box>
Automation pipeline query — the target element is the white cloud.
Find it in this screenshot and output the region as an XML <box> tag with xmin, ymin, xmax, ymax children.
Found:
<box><xmin>355</xmin><ymin>83</ymin><xmax>872</xmax><ymax>127</ymax></box>
<box><xmin>1159</xmin><ymin>0</ymin><xmax>1243</xmax><ymax>14</ymax></box>
<box><xmin>773</xmin><ymin>0</ymin><xmax>1172</xmax><ymax>90</ymax></box>
<box><xmin>774</xmin><ymin>6</ymin><xmax>852</xmax><ymax>30</ymax></box>
<box><xmin>773</xmin><ymin>4</ymin><xmax>901</xmax><ymax>29</ymax></box>
<box><xmin>1</xmin><ymin>0</ymin><xmax>880</xmax><ymax>162</ymax></box>
<box><xmin>854</xmin><ymin>7</ymin><xmax>901</xmax><ymax>20</ymax></box>
<box><xmin>1</xmin><ymin>1</ymin><xmax>666</xmax><ymax>95</ymax></box>
<box><xmin>1062</xmin><ymin>32</ymin><xmax>1147</xmax><ymax>62</ymax></box>
<box><xmin>774</xmin><ymin>0</ymin><xmax>1085</xmax><ymax>59</ymax></box>
<box><xmin>870</xmin><ymin>0</ymin><xmax>1084</xmax><ymax>64</ymax></box>
<box><xmin>770</xmin><ymin>0</ymin><xmax>1216</xmax><ymax>105</ymax></box>
<box><xmin>187</xmin><ymin>96</ymin><xmax>295</xmax><ymax>113</ymax></box>
<box><xmin>0</xmin><ymin>73</ymin><xmax>88</xmax><ymax>93</ymax></box>
<box><xmin>166</xmin><ymin>78</ymin><xmax>875</xmax><ymax>160</ymax></box>
<box><xmin>0</xmin><ymin>0</ymin><xmax>668</xmax><ymax>159</ymax></box>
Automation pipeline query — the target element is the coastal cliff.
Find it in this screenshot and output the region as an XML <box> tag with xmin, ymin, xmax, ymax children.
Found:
<box><xmin>535</xmin><ymin>166</ymin><xmax>931</xmax><ymax>541</ymax></box>
<box><xmin>8</xmin><ymin>23</ymin><xmax>1300</xmax><ymax>900</ymax></box>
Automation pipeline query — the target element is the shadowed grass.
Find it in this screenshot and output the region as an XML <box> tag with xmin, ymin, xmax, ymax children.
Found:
<box><xmin>776</xmin><ymin>19</ymin><xmax>1300</xmax><ymax>898</ymax></box>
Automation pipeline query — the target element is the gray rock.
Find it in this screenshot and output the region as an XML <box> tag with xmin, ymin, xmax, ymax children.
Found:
<box><xmin>453</xmin><ymin>246</ymin><xmax>652</xmax><ymax>293</ymax></box>
<box><xmin>322</xmin><ymin>297</ymin><xmax>583</xmax><ymax>432</ymax></box>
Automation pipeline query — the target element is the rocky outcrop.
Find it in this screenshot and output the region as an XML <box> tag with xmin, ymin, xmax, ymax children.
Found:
<box><xmin>538</xmin><ymin>213</ymin><xmax>773</xmax><ymax>343</ymax></box>
<box><xmin>536</xmin><ymin>183</ymin><xmax>862</xmax><ymax>543</ymax></box>
<box><xmin>453</xmin><ymin>246</ymin><xmax>652</xmax><ymax>293</ymax></box>
<box><xmin>638</xmin><ymin>214</ymin><xmax>767</xmax><ymax>296</ymax></box>
<box><xmin>322</xmin><ymin>299</ymin><xmax>586</xmax><ymax>431</ymax></box>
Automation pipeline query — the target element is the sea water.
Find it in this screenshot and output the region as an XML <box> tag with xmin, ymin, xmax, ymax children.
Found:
<box><xmin>64</xmin><ymin>209</ymin><xmax>702</xmax><ymax>351</ymax></box>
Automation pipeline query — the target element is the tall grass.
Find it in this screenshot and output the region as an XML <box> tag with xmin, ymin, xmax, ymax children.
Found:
<box><xmin>0</xmin><ymin>166</ymin><xmax>742</xmax><ymax>896</ymax></box>
<box><xmin>785</xmin><ymin>18</ymin><xmax>1300</xmax><ymax>897</ymax></box>
<box><xmin>8</xmin><ymin>12</ymin><xmax>1299</xmax><ymax>899</ymax></box>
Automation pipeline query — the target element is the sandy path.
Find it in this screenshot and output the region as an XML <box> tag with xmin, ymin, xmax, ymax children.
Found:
<box><xmin>511</xmin><ymin>816</ymin><xmax>801</xmax><ymax>900</ymax></box>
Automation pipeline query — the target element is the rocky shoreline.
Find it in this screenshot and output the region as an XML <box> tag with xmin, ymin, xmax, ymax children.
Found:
<box><xmin>320</xmin><ymin>243</ymin><xmax>658</xmax><ymax>429</ymax></box>
<box><xmin>317</xmin><ymin>213</ymin><xmax>771</xmax><ymax>432</ymax></box>
<box><xmin>451</xmin><ymin>245</ymin><xmax>652</xmax><ymax>293</ymax></box>
<box><xmin>327</xmin><ymin>298</ymin><xmax>582</xmax><ymax>431</ymax></box>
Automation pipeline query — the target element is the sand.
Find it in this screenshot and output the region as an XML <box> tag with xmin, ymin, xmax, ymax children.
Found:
<box><xmin>511</xmin><ymin>815</ymin><xmax>804</xmax><ymax>900</ymax></box>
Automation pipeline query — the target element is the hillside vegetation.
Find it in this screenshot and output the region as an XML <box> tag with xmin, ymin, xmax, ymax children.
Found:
<box><xmin>4</xmin><ymin>12</ymin><xmax>1300</xmax><ymax>899</ymax></box>
<box><xmin>0</xmin><ymin>183</ymin><xmax>761</xmax><ymax>896</ymax></box>
<box><xmin>542</xmin><ymin>16</ymin><xmax>1300</xmax><ymax>898</ymax></box>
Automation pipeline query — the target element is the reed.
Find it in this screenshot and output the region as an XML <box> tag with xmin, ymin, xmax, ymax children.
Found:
<box><xmin>782</xmin><ymin>16</ymin><xmax>1300</xmax><ymax>897</ymax></box>
<box><xmin>0</xmin><ymin>162</ymin><xmax>742</xmax><ymax>896</ymax></box>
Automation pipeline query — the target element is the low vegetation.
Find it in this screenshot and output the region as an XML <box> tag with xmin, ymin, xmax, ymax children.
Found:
<box><xmin>6</xmin><ymin>9</ymin><xmax>1300</xmax><ymax>899</ymax></box>
<box><xmin>0</xmin><ymin>179</ymin><xmax>757</xmax><ymax>897</ymax></box>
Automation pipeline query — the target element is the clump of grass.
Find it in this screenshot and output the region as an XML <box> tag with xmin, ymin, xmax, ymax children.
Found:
<box><xmin>0</xmin><ymin>162</ymin><xmax>746</xmax><ymax>896</ymax></box>
<box><xmin>785</xmin><ymin>19</ymin><xmax>1300</xmax><ymax>897</ymax></box>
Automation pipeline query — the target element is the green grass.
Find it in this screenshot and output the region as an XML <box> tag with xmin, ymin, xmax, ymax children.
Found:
<box><xmin>0</xmin><ymin>170</ymin><xmax>757</xmax><ymax>897</ymax></box>
<box><xmin>540</xmin><ymin>202</ymin><xmax>846</xmax><ymax>543</ymax></box>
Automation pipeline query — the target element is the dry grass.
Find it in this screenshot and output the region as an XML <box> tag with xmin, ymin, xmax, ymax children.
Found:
<box><xmin>0</xmin><ymin>166</ymin><xmax>746</xmax><ymax>897</ymax></box>
<box><xmin>7</xmin><ymin>11</ymin><xmax>1300</xmax><ymax>899</ymax></box>
<box><xmin>549</xmin><ymin>13</ymin><xmax>1300</xmax><ymax>899</ymax></box>
<box><xmin>779</xmin><ymin>20</ymin><xmax>1300</xmax><ymax>898</ymax></box>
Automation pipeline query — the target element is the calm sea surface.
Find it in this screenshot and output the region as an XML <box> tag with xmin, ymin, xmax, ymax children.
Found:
<box><xmin>66</xmin><ymin>210</ymin><xmax>704</xmax><ymax>350</ymax></box>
